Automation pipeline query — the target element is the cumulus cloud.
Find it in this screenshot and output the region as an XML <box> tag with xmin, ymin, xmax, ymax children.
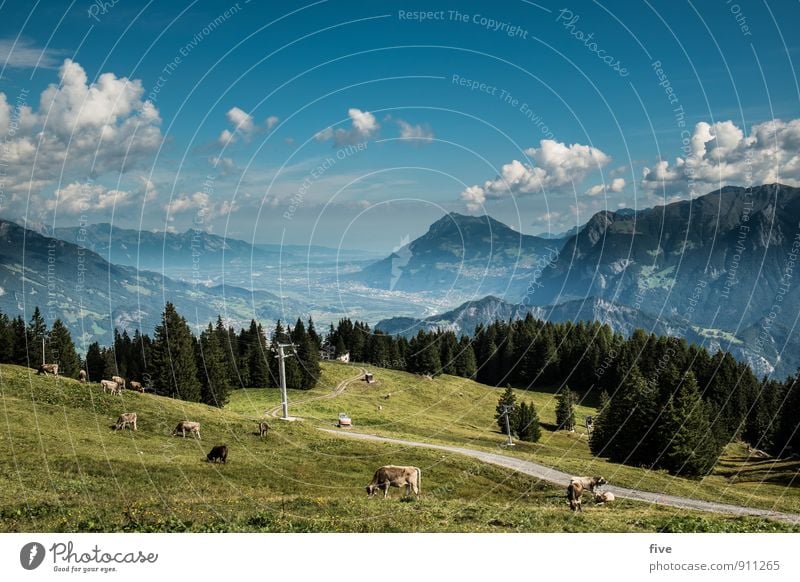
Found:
<box><xmin>218</xmin><ymin>107</ymin><xmax>278</xmax><ymax>144</ymax></box>
<box><xmin>165</xmin><ymin>191</ymin><xmax>234</xmax><ymax>221</ymax></box>
<box><xmin>0</xmin><ymin>58</ymin><xmax>162</xmax><ymax>213</ymax></box>
<box><xmin>397</xmin><ymin>119</ymin><xmax>433</xmax><ymax>143</ymax></box>
<box><xmin>459</xmin><ymin>139</ymin><xmax>611</xmax><ymax>210</ymax></box>
<box><xmin>642</xmin><ymin>118</ymin><xmax>800</xmax><ymax>195</ymax></box>
<box><xmin>208</xmin><ymin>156</ymin><xmax>238</xmax><ymax>176</ymax></box>
<box><xmin>315</xmin><ymin>108</ymin><xmax>379</xmax><ymax>145</ymax></box>
<box><xmin>47</xmin><ymin>175</ymin><xmax>157</xmax><ymax>215</ymax></box>
<box><xmin>586</xmin><ymin>177</ymin><xmax>625</xmax><ymax>196</ymax></box>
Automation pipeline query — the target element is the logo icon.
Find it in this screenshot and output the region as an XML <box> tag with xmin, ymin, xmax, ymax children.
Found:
<box><xmin>20</xmin><ymin>542</ymin><xmax>46</xmax><ymax>570</ymax></box>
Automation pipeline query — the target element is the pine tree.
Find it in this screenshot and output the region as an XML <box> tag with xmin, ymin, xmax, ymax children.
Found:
<box><xmin>27</xmin><ymin>307</ymin><xmax>47</xmax><ymax>368</ymax></box>
<box><xmin>85</xmin><ymin>342</ymin><xmax>104</xmax><ymax>381</ymax></box>
<box><xmin>292</xmin><ymin>318</ymin><xmax>320</xmax><ymax>390</ymax></box>
<box><xmin>657</xmin><ymin>371</ymin><xmax>720</xmax><ymax>476</ymax></box>
<box><xmin>48</xmin><ymin>319</ymin><xmax>81</xmax><ymax>378</ymax></box>
<box><xmin>589</xmin><ymin>390</ymin><xmax>612</xmax><ymax>455</ymax></box>
<box><xmin>555</xmin><ymin>385</ymin><xmax>577</xmax><ymax>431</ymax></box>
<box><xmin>11</xmin><ymin>316</ymin><xmax>27</xmax><ymax>365</ymax></box>
<box><xmin>495</xmin><ymin>386</ymin><xmax>517</xmax><ymax>433</ymax></box>
<box><xmin>0</xmin><ymin>311</ymin><xmax>12</xmax><ymax>362</ymax></box>
<box><xmin>246</xmin><ymin>321</ymin><xmax>269</xmax><ymax>388</ymax></box>
<box><xmin>515</xmin><ymin>401</ymin><xmax>541</xmax><ymax>442</ymax></box>
<box><xmin>197</xmin><ymin>324</ymin><xmax>232</xmax><ymax>407</ymax></box>
<box><xmin>151</xmin><ymin>302</ymin><xmax>201</xmax><ymax>401</ymax></box>
<box><xmin>454</xmin><ymin>336</ymin><xmax>477</xmax><ymax>378</ymax></box>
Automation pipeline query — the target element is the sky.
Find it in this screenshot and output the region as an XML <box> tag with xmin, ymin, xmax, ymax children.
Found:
<box><xmin>1</xmin><ymin>0</ymin><xmax>799</xmax><ymax>251</ymax></box>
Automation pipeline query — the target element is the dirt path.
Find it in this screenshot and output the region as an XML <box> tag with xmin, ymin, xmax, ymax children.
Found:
<box><xmin>265</xmin><ymin>367</ymin><xmax>366</xmax><ymax>418</ymax></box>
<box><xmin>322</xmin><ymin>429</ymin><xmax>800</xmax><ymax>525</ymax></box>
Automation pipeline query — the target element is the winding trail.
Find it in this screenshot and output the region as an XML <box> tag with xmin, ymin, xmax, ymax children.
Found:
<box><xmin>265</xmin><ymin>367</ymin><xmax>367</xmax><ymax>418</ymax></box>
<box><xmin>322</xmin><ymin>429</ymin><xmax>800</xmax><ymax>525</ymax></box>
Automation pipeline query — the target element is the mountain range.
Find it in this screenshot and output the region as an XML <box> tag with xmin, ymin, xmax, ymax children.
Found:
<box><xmin>0</xmin><ymin>219</ymin><xmax>297</xmax><ymax>347</ymax></box>
<box><xmin>347</xmin><ymin>213</ymin><xmax>563</xmax><ymax>298</ymax></box>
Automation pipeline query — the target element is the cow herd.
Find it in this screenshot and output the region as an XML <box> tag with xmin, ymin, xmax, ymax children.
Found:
<box><xmin>35</xmin><ymin>368</ymin><xmax>616</xmax><ymax>511</ymax></box>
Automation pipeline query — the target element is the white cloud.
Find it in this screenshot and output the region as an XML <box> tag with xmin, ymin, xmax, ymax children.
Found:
<box><xmin>208</xmin><ymin>156</ymin><xmax>238</xmax><ymax>175</ymax></box>
<box><xmin>218</xmin><ymin>107</ymin><xmax>278</xmax><ymax>144</ymax></box>
<box><xmin>586</xmin><ymin>177</ymin><xmax>625</xmax><ymax>196</ymax></box>
<box><xmin>165</xmin><ymin>191</ymin><xmax>234</xmax><ymax>221</ymax></box>
<box><xmin>0</xmin><ymin>39</ymin><xmax>66</xmax><ymax>69</ymax></box>
<box><xmin>315</xmin><ymin>108</ymin><xmax>379</xmax><ymax>145</ymax></box>
<box><xmin>397</xmin><ymin>119</ymin><xmax>433</xmax><ymax>143</ymax></box>
<box><xmin>642</xmin><ymin>118</ymin><xmax>800</xmax><ymax>195</ymax></box>
<box><xmin>459</xmin><ymin>139</ymin><xmax>611</xmax><ymax>210</ymax></box>
<box><xmin>47</xmin><ymin>175</ymin><xmax>157</xmax><ymax>215</ymax></box>
<box><xmin>0</xmin><ymin>59</ymin><xmax>162</xmax><ymax>214</ymax></box>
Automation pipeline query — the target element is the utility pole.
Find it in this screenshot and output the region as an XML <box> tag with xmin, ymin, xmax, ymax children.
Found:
<box><xmin>501</xmin><ymin>404</ymin><xmax>515</xmax><ymax>447</ymax></box>
<box><xmin>275</xmin><ymin>343</ymin><xmax>295</xmax><ymax>419</ymax></box>
<box><xmin>42</xmin><ymin>337</ymin><xmax>46</xmax><ymax>366</ymax></box>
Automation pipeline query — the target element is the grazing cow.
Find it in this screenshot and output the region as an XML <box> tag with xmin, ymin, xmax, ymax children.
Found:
<box><xmin>78</xmin><ymin>369</ymin><xmax>87</xmax><ymax>383</ymax></box>
<box><xmin>566</xmin><ymin>476</ymin><xmax>607</xmax><ymax>512</ymax></box>
<box><xmin>594</xmin><ymin>491</ymin><xmax>615</xmax><ymax>505</ymax></box>
<box><xmin>206</xmin><ymin>444</ymin><xmax>228</xmax><ymax>463</ymax></box>
<box><xmin>258</xmin><ymin>422</ymin><xmax>270</xmax><ymax>437</ymax></box>
<box><xmin>129</xmin><ymin>381</ymin><xmax>144</xmax><ymax>393</ymax></box>
<box><xmin>114</xmin><ymin>412</ymin><xmax>138</xmax><ymax>431</ymax></box>
<box><xmin>377</xmin><ymin>405</ymin><xmax>383</xmax><ymax>411</ymax></box>
<box><xmin>101</xmin><ymin>380</ymin><xmax>121</xmax><ymax>395</ymax></box>
<box><xmin>383</xmin><ymin>394</ymin><xmax>391</xmax><ymax>400</ymax></box>
<box><xmin>365</xmin><ymin>465</ymin><xmax>421</xmax><ymax>499</ymax></box>
<box><xmin>37</xmin><ymin>363</ymin><xmax>59</xmax><ymax>376</ymax></box>
<box><xmin>111</xmin><ymin>375</ymin><xmax>125</xmax><ymax>387</ymax></box>
<box><xmin>173</xmin><ymin>420</ymin><xmax>201</xmax><ymax>439</ymax></box>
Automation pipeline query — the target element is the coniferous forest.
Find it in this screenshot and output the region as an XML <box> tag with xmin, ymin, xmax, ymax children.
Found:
<box><xmin>2</xmin><ymin>305</ymin><xmax>799</xmax><ymax>476</ymax></box>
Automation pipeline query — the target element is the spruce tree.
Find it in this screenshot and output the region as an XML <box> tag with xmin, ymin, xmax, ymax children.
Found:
<box><xmin>85</xmin><ymin>342</ymin><xmax>104</xmax><ymax>381</ymax></box>
<box><xmin>0</xmin><ymin>311</ymin><xmax>12</xmax><ymax>362</ymax></box>
<box><xmin>246</xmin><ymin>321</ymin><xmax>270</xmax><ymax>388</ymax></box>
<box><xmin>27</xmin><ymin>307</ymin><xmax>47</xmax><ymax>368</ymax></box>
<box><xmin>454</xmin><ymin>336</ymin><xmax>477</xmax><ymax>378</ymax></box>
<box><xmin>197</xmin><ymin>323</ymin><xmax>232</xmax><ymax>407</ymax></box>
<box><xmin>658</xmin><ymin>371</ymin><xmax>719</xmax><ymax>476</ymax></box>
<box><xmin>555</xmin><ymin>385</ymin><xmax>577</xmax><ymax>431</ymax></box>
<box><xmin>151</xmin><ymin>302</ymin><xmax>201</xmax><ymax>401</ymax></box>
<box><xmin>11</xmin><ymin>316</ymin><xmax>27</xmax><ymax>365</ymax></box>
<box><xmin>292</xmin><ymin>318</ymin><xmax>320</xmax><ymax>390</ymax></box>
<box><xmin>48</xmin><ymin>319</ymin><xmax>81</xmax><ymax>378</ymax></box>
<box><xmin>589</xmin><ymin>390</ymin><xmax>612</xmax><ymax>455</ymax></box>
<box><xmin>495</xmin><ymin>386</ymin><xmax>517</xmax><ymax>433</ymax></box>
<box><xmin>515</xmin><ymin>401</ymin><xmax>541</xmax><ymax>442</ymax></box>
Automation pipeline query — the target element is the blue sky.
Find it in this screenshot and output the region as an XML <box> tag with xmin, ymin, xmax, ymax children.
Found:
<box><xmin>1</xmin><ymin>0</ymin><xmax>799</xmax><ymax>250</ymax></box>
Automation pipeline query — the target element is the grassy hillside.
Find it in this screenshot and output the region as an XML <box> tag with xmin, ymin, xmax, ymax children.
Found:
<box><xmin>0</xmin><ymin>363</ymin><xmax>796</xmax><ymax>532</ymax></box>
<box><xmin>230</xmin><ymin>362</ymin><xmax>800</xmax><ymax>516</ymax></box>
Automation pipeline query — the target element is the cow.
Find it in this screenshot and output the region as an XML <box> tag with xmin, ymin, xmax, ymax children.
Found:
<box><xmin>37</xmin><ymin>363</ymin><xmax>59</xmax><ymax>376</ymax></box>
<box><xmin>129</xmin><ymin>381</ymin><xmax>144</xmax><ymax>393</ymax></box>
<box><xmin>173</xmin><ymin>420</ymin><xmax>201</xmax><ymax>439</ymax></box>
<box><xmin>111</xmin><ymin>375</ymin><xmax>125</xmax><ymax>387</ymax></box>
<box><xmin>206</xmin><ymin>444</ymin><xmax>228</xmax><ymax>463</ymax></box>
<box><xmin>258</xmin><ymin>422</ymin><xmax>270</xmax><ymax>437</ymax></box>
<box><xmin>78</xmin><ymin>369</ymin><xmax>87</xmax><ymax>383</ymax></box>
<box><xmin>101</xmin><ymin>379</ymin><xmax>121</xmax><ymax>395</ymax></box>
<box><xmin>365</xmin><ymin>465</ymin><xmax>421</xmax><ymax>499</ymax></box>
<box><xmin>114</xmin><ymin>412</ymin><xmax>137</xmax><ymax>431</ymax></box>
<box><xmin>377</xmin><ymin>405</ymin><xmax>383</xmax><ymax>411</ymax></box>
<box><xmin>594</xmin><ymin>491</ymin><xmax>615</xmax><ymax>505</ymax></box>
<box><xmin>566</xmin><ymin>476</ymin><xmax>607</xmax><ymax>512</ymax></box>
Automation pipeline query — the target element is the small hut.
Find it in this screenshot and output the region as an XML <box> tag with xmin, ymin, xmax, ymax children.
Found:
<box><xmin>364</xmin><ymin>372</ymin><xmax>374</xmax><ymax>384</ymax></box>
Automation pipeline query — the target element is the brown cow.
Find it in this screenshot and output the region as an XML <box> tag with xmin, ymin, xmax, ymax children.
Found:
<box><xmin>566</xmin><ymin>476</ymin><xmax>607</xmax><ymax>512</ymax></box>
<box><xmin>111</xmin><ymin>375</ymin><xmax>125</xmax><ymax>387</ymax></box>
<box><xmin>129</xmin><ymin>381</ymin><xmax>144</xmax><ymax>393</ymax></box>
<box><xmin>206</xmin><ymin>445</ymin><xmax>228</xmax><ymax>463</ymax></box>
<box><xmin>114</xmin><ymin>412</ymin><xmax>137</xmax><ymax>431</ymax></box>
<box><xmin>101</xmin><ymin>379</ymin><xmax>121</xmax><ymax>395</ymax></box>
<box><xmin>37</xmin><ymin>363</ymin><xmax>59</xmax><ymax>376</ymax></box>
<box><xmin>366</xmin><ymin>465</ymin><xmax>421</xmax><ymax>499</ymax></box>
<box><xmin>173</xmin><ymin>420</ymin><xmax>201</xmax><ymax>439</ymax></box>
<box><xmin>258</xmin><ymin>422</ymin><xmax>270</xmax><ymax>437</ymax></box>
<box><xmin>78</xmin><ymin>369</ymin><xmax>87</xmax><ymax>383</ymax></box>
<box><xmin>594</xmin><ymin>491</ymin><xmax>615</xmax><ymax>505</ymax></box>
